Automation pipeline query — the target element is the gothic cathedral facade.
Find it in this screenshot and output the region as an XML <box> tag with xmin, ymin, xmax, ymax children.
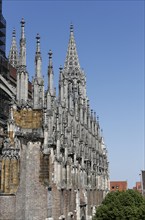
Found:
<box><xmin>0</xmin><ymin>14</ymin><xmax>109</xmax><ymax>220</ymax></box>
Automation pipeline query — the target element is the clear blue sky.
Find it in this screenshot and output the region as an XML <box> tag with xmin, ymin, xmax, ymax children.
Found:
<box><xmin>3</xmin><ymin>0</ymin><xmax>144</xmax><ymax>188</ymax></box>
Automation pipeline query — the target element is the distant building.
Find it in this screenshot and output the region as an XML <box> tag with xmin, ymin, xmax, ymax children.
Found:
<box><xmin>133</xmin><ymin>182</ymin><xmax>142</xmax><ymax>194</ymax></box>
<box><xmin>110</xmin><ymin>181</ymin><xmax>127</xmax><ymax>192</ymax></box>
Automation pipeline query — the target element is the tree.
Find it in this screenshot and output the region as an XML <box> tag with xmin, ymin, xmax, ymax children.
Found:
<box><xmin>93</xmin><ymin>190</ymin><xmax>145</xmax><ymax>220</ymax></box>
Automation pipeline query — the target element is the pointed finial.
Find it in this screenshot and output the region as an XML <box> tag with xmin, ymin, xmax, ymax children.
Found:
<box><xmin>48</xmin><ymin>49</ymin><xmax>53</xmax><ymax>59</ymax></box>
<box><xmin>35</xmin><ymin>33</ymin><xmax>42</xmax><ymax>78</ymax></box>
<box><xmin>12</xmin><ymin>28</ymin><xmax>16</xmax><ymax>37</ymax></box>
<box><xmin>70</xmin><ymin>23</ymin><xmax>74</xmax><ymax>33</ymax></box>
<box><xmin>97</xmin><ymin>115</ymin><xmax>99</xmax><ymax>122</ymax></box>
<box><xmin>36</xmin><ymin>33</ymin><xmax>40</xmax><ymax>53</ymax></box>
<box><xmin>36</xmin><ymin>33</ymin><xmax>40</xmax><ymax>42</ymax></box>
<box><xmin>48</xmin><ymin>49</ymin><xmax>53</xmax><ymax>69</ymax></box>
<box><xmin>21</xmin><ymin>18</ymin><xmax>25</xmax><ymax>27</ymax></box>
<box><xmin>59</xmin><ymin>65</ymin><xmax>63</xmax><ymax>81</ymax></box>
<box><xmin>48</xmin><ymin>49</ymin><xmax>54</xmax><ymax>95</ymax></box>
<box><xmin>59</xmin><ymin>65</ymin><xmax>63</xmax><ymax>71</ymax></box>
<box><xmin>20</xmin><ymin>18</ymin><xmax>25</xmax><ymax>40</ymax></box>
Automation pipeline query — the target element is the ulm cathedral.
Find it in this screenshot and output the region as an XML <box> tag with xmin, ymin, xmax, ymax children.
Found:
<box><xmin>0</xmin><ymin>0</ymin><xmax>109</xmax><ymax>219</ymax></box>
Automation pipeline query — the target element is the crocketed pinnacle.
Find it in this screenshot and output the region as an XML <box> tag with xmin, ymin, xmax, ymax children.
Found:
<box><xmin>20</xmin><ymin>18</ymin><xmax>25</xmax><ymax>39</ymax></box>
<box><xmin>35</xmin><ymin>33</ymin><xmax>42</xmax><ymax>78</ymax></box>
<box><xmin>48</xmin><ymin>49</ymin><xmax>53</xmax><ymax>68</ymax></box>
<box><xmin>64</xmin><ymin>24</ymin><xmax>81</xmax><ymax>71</ymax></box>
<box><xmin>36</xmin><ymin>33</ymin><xmax>41</xmax><ymax>54</ymax></box>
<box><xmin>19</xmin><ymin>18</ymin><xmax>26</xmax><ymax>66</ymax></box>
<box><xmin>48</xmin><ymin>49</ymin><xmax>54</xmax><ymax>95</ymax></box>
<box><xmin>8</xmin><ymin>29</ymin><xmax>18</xmax><ymax>68</ymax></box>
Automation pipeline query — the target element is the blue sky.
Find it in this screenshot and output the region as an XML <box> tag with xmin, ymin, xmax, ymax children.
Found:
<box><xmin>3</xmin><ymin>0</ymin><xmax>144</xmax><ymax>188</ymax></box>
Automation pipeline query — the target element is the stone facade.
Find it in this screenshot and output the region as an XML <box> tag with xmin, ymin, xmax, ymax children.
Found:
<box><xmin>0</xmin><ymin>18</ymin><xmax>109</xmax><ymax>220</ymax></box>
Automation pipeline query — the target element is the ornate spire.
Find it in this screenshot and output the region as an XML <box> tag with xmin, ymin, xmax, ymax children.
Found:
<box><xmin>33</xmin><ymin>33</ymin><xmax>44</xmax><ymax>109</ymax></box>
<box><xmin>8</xmin><ymin>29</ymin><xmax>18</xmax><ymax>68</ymax></box>
<box><xmin>16</xmin><ymin>18</ymin><xmax>28</xmax><ymax>103</ymax></box>
<box><xmin>36</xmin><ymin>33</ymin><xmax>41</xmax><ymax>53</ymax></box>
<box><xmin>21</xmin><ymin>18</ymin><xmax>25</xmax><ymax>39</ymax></box>
<box><xmin>19</xmin><ymin>18</ymin><xmax>26</xmax><ymax>66</ymax></box>
<box><xmin>35</xmin><ymin>33</ymin><xmax>42</xmax><ymax>78</ymax></box>
<box><xmin>64</xmin><ymin>24</ymin><xmax>81</xmax><ymax>71</ymax></box>
<box><xmin>48</xmin><ymin>49</ymin><xmax>54</xmax><ymax>95</ymax></box>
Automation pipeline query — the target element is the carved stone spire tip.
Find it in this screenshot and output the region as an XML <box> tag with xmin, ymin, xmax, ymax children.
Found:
<box><xmin>36</xmin><ymin>33</ymin><xmax>40</xmax><ymax>41</ymax></box>
<box><xmin>70</xmin><ymin>23</ymin><xmax>74</xmax><ymax>33</ymax></box>
<box><xmin>48</xmin><ymin>49</ymin><xmax>53</xmax><ymax>58</ymax></box>
<box><xmin>35</xmin><ymin>33</ymin><xmax>41</xmax><ymax>55</ymax></box>
<box><xmin>21</xmin><ymin>18</ymin><xmax>25</xmax><ymax>26</ymax></box>
<box><xmin>59</xmin><ymin>65</ymin><xmax>63</xmax><ymax>70</ymax></box>
<box><xmin>12</xmin><ymin>28</ymin><xmax>16</xmax><ymax>37</ymax></box>
<box><xmin>20</xmin><ymin>18</ymin><xmax>25</xmax><ymax>40</ymax></box>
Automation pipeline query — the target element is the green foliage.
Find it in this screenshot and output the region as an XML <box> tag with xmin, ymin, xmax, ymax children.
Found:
<box><xmin>93</xmin><ymin>190</ymin><xmax>145</xmax><ymax>220</ymax></box>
